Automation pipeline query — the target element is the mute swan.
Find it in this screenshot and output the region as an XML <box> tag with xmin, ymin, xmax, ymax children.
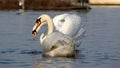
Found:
<box><xmin>32</xmin><ymin>14</ymin><xmax>85</xmax><ymax>57</ymax></box>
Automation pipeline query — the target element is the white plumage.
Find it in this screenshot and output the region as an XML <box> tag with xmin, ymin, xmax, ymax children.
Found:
<box><xmin>32</xmin><ymin>13</ymin><xmax>85</xmax><ymax>57</ymax></box>
<box><xmin>53</xmin><ymin>13</ymin><xmax>81</xmax><ymax>36</ymax></box>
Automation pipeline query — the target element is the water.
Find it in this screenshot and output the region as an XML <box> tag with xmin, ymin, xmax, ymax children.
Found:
<box><xmin>0</xmin><ymin>7</ymin><xmax>120</xmax><ymax>68</ymax></box>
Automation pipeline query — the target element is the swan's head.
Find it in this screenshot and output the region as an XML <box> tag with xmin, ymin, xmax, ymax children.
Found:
<box><xmin>32</xmin><ymin>17</ymin><xmax>41</xmax><ymax>40</ymax></box>
<box><xmin>32</xmin><ymin>15</ymin><xmax>46</xmax><ymax>40</ymax></box>
<box><xmin>32</xmin><ymin>14</ymin><xmax>52</xmax><ymax>40</ymax></box>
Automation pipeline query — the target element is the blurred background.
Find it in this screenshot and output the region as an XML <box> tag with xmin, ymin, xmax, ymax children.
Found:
<box><xmin>0</xmin><ymin>0</ymin><xmax>89</xmax><ymax>10</ymax></box>
<box><xmin>0</xmin><ymin>0</ymin><xmax>120</xmax><ymax>68</ymax></box>
<box><xmin>0</xmin><ymin>0</ymin><xmax>120</xmax><ymax>10</ymax></box>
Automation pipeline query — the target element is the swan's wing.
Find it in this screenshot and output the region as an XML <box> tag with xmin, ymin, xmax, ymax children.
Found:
<box><xmin>53</xmin><ymin>14</ymin><xmax>82</xmax><ymax>37</ymax></box>
<box><xmin>53</xmin><ymin>13</ymin><xmax>69</xmax><ymax>30</ymax></box>
<box><xmin>58</xmin><ymin>14</ymin><xmax>81</xmax><ymax>36</ymax></box>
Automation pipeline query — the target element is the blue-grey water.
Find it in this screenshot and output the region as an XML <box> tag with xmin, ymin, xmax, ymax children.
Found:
<box><xmin>0</xmin><ymin>7</ymin><xmax>120</xmax><ymax>68</ymax></box>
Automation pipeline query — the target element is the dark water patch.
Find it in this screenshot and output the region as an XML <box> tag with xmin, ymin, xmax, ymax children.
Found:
<box><xmin>19</xmin><ymin>50</ymin><xmax>42</xmax><ymax>55</ymax></box>
<box><xmin>17</xmin><ymin>64</ymin><xmax>32</xmax><ymax>67</ymax></box>
<box><xmin>0</xmin><ymin>59</ymin><xmax>32</xmax><ymax>67</ymax></box>
<box><xmin>0</xmin><ymin>60</ymin><xmax>24</xmax><ymax>65</ymax></box>
<box><xmin>0</xmin><ymin>48</ymin><xmax>19</xmax><ymax>54</ymax></box>
<box><xmin>0</xmin><ymin>59</ymin><xmax>14</xmax><ymax>64</ymax></box>
<box><xmin>0</xmin><ymin>48</ymin><xmax>41</xmax><ymax>55</ymax></box>
<box><xmin>0</xmin><ymin>61</ymin><xmax>24</xmax><ymax>65</ymax></box>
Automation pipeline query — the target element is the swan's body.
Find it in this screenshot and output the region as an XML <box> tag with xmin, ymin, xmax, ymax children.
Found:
<box><xmin>32</xmin><ymin>14</ymin><xmax>85</xmax><ymax>57</ymax></box>
<box><xmin>42</xmin><ymin>32</ymin><xmax>75</xmax><ymax>57</ymax></box>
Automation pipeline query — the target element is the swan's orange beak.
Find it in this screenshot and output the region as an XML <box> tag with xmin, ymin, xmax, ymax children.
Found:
<box><xmin>32</xmin><ymin>30</ymin><xmax>37</xmax><ymax>40</ymax></box>
<box><xmin>32</xmin><ymin>18</ymin><xmax>41</xmax><ymax>40</ymax></box>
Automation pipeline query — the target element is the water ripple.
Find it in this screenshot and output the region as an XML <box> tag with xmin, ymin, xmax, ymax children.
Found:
<box><xmin>0</xmin><ymin>48</ymin><xmax>41</xmax><ymax>55</ymax></box>
<box><xmin>0</xmin><ymin>59</ymin><xmax>24</xmax><ymax>64</ymax></box>
<box><xmin>19</xmin><ymin>50</ymin><xmax>42</xmax><ymax>55</ymax></box>
<box><xmin>0</xmin><ymin>48</ymin><xmax>18</xmax><ymax>54</ymax></box>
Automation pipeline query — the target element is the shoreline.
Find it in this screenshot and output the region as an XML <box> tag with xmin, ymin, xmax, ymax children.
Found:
<box><xmin>0</xmin><ymin>0</ymin><xmax>89</xmax><ymax>10</ymax></box>
<box><xmin>90</xmin><ymin>0</ymin><xmax>120</xmax><ymax>5</ymax></box>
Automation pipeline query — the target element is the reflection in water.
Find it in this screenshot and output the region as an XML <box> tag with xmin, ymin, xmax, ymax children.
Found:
<box><xmin>35</xmin><ymin>57</ymin><xmax>74</xmax><ymax>68</ymax></box>
<box><xmin>34</xmin><ymin>50</ymin><xmax>84</xmax><ymax>68</ymax></box>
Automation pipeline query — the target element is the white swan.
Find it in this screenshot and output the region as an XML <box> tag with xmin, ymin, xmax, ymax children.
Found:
<box><xmin>32</xmin><ymin>14</ymin><xmax>85</xmax><ymax>57</ymax></box>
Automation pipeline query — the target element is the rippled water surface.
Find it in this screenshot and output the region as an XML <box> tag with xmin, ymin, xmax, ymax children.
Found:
<box><xmin>0</xmin><ymin>7</ymin><xmax>120</xmax><ymax>68</ymax></box>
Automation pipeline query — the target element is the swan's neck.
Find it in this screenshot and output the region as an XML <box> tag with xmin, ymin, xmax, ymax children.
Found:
<box><xmin>46</xmin><ymin>16</ymin><xmax>54</xmax><ymax>35</ymax></box>
<box><xmin>40</xmin><ymin>15</ymin><xmax>54</xmax><ymax>45</ymax></box>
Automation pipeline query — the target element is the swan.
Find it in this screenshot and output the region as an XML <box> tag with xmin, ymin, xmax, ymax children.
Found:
<box><xmin>32</xmin><ymin>14</ymin><xmax>85</xmax><ymax>57</ymax></box>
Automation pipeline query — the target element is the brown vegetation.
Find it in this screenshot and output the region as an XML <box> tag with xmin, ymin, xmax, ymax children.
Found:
<box><xmin>0</xmin><ymin>0</ymin><xmax>71</xmax><ymax>10</ymax></box>
<box><xmin>0</xmin><ymin>0</ymin><xmax>19</xmax><ymax>10</ymax></box>
<box><xmin>0</xmin><ymin>0</ymin><xmax>89</xmax><ymax>10</ymax></box>
<box><xmin>25</xmin><ymin>0</ymin><xmax>71</xmax><ymax>10</ymax></box>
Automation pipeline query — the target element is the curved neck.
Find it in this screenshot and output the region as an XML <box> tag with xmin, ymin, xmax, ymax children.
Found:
<box><xmin>46</xmin><ymin>16</ymin><xmax>54</xmax><ymax>35</ymax></box>
<box><xmin>40</xmin><ymin>14</ymin><xmax>54</xmax><ymax>45</ymax></box>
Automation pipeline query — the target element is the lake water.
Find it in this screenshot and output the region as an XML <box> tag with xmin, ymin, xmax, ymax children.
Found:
<box><xmin>0</xmin><ymin>7</ymin><xmax>120</xmax><ymax>68</ymax></box>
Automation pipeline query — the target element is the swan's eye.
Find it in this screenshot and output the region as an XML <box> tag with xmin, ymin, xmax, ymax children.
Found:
<box><xmin>36</xmin><ymin>18</ymin><xmax>41</xmax><ymax>23</ymax></box>
<box><xmin>36</xmin><ymin>19</ymin><xmax>40</xmax><ymax>23</ymax></box>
